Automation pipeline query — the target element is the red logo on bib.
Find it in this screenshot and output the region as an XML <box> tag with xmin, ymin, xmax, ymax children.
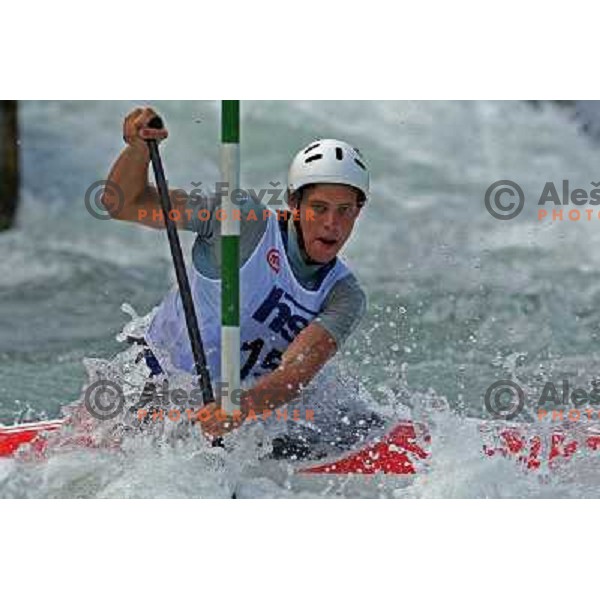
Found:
<box><xmin>267</xmin><ymin>248</ymin><xmax>280</xmax><ymax>273</ymax></box>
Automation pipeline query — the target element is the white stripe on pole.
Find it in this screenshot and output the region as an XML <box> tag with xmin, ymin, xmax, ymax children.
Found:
<box><xmin>221</xmin><ymin>325</ymin><xmax>240</xmax><ymax>413</ymax></box>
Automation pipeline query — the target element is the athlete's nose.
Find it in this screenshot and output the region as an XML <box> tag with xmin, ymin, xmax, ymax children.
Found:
<box><xmin>323</xmin><ymin>208</ymin><xmax>341</xmax><ymax>233</ymax></box>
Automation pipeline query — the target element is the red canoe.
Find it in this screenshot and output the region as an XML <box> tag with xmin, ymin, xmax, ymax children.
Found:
<box><xmin>0</xmin><ymin>420</ymin><xmax>65</xmax><ymax>457</ymax></box>
<box><xmin>2</xmin><ymin>417</ymin><xmax>600</xmax><ymax>475</ymax></box>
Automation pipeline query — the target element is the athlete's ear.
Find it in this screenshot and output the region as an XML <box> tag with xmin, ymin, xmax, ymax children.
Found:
<box><xmin>287</xmin><ymin>189</ymin><xmax>300</xmax><ymax>210</ymax></box>
<box><xmin>355</xmin><ymin>192</ymin><xmax>366</xmax><ymax>216</ymax></box>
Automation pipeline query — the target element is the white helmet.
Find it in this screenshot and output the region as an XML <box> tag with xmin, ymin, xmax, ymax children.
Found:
<box><xmin>287</xmin><ymin>138</ymin><xmax>369</xmax><ymax>201</ymax></box>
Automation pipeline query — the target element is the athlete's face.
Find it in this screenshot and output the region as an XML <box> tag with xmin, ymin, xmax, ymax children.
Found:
<box><xmin>296</xmin><ymin>184</ymin><xmax>362</xmax><ymax>264</ymax></box>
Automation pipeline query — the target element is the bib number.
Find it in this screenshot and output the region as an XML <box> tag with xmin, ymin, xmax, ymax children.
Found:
<box><xmin>241</xmin><ymin>337</ymin><xmax>283</xmax><ymax>379</ymax></box>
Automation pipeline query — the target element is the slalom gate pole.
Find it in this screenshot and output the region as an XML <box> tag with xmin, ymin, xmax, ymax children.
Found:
<box><xmin>220</xmin><ymin>101</ymin><xmax>241</xmax><ymax>413</ymax></box>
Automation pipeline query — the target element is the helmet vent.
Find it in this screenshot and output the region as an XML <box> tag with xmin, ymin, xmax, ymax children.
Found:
<box><xmin>304</xmin><ymin>143</ymin><xmax>320</xmax><ymax>154</ymax></box>
<box><xmin>305</xmin><ymin>154</ymin><xmax>323</xmax><ymax>164</ymax></box>
<box><xmin>354</xmin><ymin>158</ymin><xmax>366</xmax><ymax>170</ymax></box>
<box><xmin>335</xmin><ymin>147</ymin><xmax>343</xmax><ymax>160</ymax></box>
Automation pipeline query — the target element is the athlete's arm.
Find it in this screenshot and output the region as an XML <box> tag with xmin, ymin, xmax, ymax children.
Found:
<box><xmin>200</xmin><ymin>326</ymin><xmax>333</xmax><ymax>437</ymax></box>
<box><xmin>101</xmin><ymin>107</ymin><xmax>272</xmax><ymax>242</ymax></box>
<box><xmin>100</xmin><ymin>106</ymin><xmax>192</xmax><ymax>230</ymax></box>
<box><xmin>241</xmin><ymin>275</ymin><xmax>367</xmax><ymax>414</ymax></box>
<box><xmin>240</xmin><ymin>321</ymin><xmax>338</xmax><ymax>415</ymax></box>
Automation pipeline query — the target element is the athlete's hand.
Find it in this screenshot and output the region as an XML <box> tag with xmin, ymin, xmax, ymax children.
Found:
<box><xmin>198</xmin><ymin>402</ymin><xmax>244</xmax><ymax>439</ymax></box>
<box><xmin>122</xmin><ymin>106</ymin><xmax>169</xmax><ymax>161</ymax></box>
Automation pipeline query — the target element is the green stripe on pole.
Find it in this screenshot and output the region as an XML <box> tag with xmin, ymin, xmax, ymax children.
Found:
<box><xmin>221</xmin><ymin>235</ymin><xmax>239</xmax><ymax>326</ymax></box>
<box><xmin>221</xmin><ymin>101</ymin><xmax>239</xmax><ymax>143</ymax></box>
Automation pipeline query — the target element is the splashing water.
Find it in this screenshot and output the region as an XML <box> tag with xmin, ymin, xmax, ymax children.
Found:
<box><xmin>3</xmin><ymin>100</ymin><xmax>600</xmax><ymax>496</ymax></box>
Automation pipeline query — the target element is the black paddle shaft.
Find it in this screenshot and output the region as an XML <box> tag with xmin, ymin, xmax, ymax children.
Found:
<box><xmin>145</xmin><ymin>115</ymin><xmax>214</xmax><ymax>405</ymax></box>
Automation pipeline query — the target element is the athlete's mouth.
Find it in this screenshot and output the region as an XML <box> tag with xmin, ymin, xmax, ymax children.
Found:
<box><xmin>317</xmin><ymin>237</ymin><xmax>338</xmax><ymax>247</ymax></box>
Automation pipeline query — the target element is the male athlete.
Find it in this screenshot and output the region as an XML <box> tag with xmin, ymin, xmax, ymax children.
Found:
<box><xmin>102</xmin><ymin>106</ymin><xmax>370</xmax><ymax>446</ymax></box>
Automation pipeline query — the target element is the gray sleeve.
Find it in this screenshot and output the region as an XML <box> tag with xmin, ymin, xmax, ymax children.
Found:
<box><xmin>183</xmin><ymin>191</ymin><xmax>268</xmax><ymax>271</ymax></box>
<box><xmin>314</xmin><ymin>274</ymin><xmax>367</xmax><ymax>349</ymax></box>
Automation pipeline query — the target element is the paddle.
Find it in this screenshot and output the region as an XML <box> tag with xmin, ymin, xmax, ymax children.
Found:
<box><xmin>145</xmin><ymin>116</ymin><xmax>214</xmax><ymax>406</ymax></box>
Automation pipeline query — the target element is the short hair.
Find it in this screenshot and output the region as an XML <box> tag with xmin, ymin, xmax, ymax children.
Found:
<box><xmin>290</xmin><ymin>183</ymin><xmax>366</xmax><ymax>208</ymax></box>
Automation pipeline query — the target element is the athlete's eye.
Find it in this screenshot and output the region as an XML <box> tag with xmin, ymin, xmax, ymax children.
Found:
<box><xmin>338</xmin><ymin>205</ymin><xmax>357</xmax><ymax>218</ymax></box>
<box><xmin>312</xmin><ymin>204</ymin><xmax>327</xmax><ymax>214</ymax></box>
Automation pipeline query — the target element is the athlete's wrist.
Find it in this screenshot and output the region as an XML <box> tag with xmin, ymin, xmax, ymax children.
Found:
<box><xmin>239</xmin><ymin>392</ymin><xmax>256</xmax><ymax>419</ymax></box>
